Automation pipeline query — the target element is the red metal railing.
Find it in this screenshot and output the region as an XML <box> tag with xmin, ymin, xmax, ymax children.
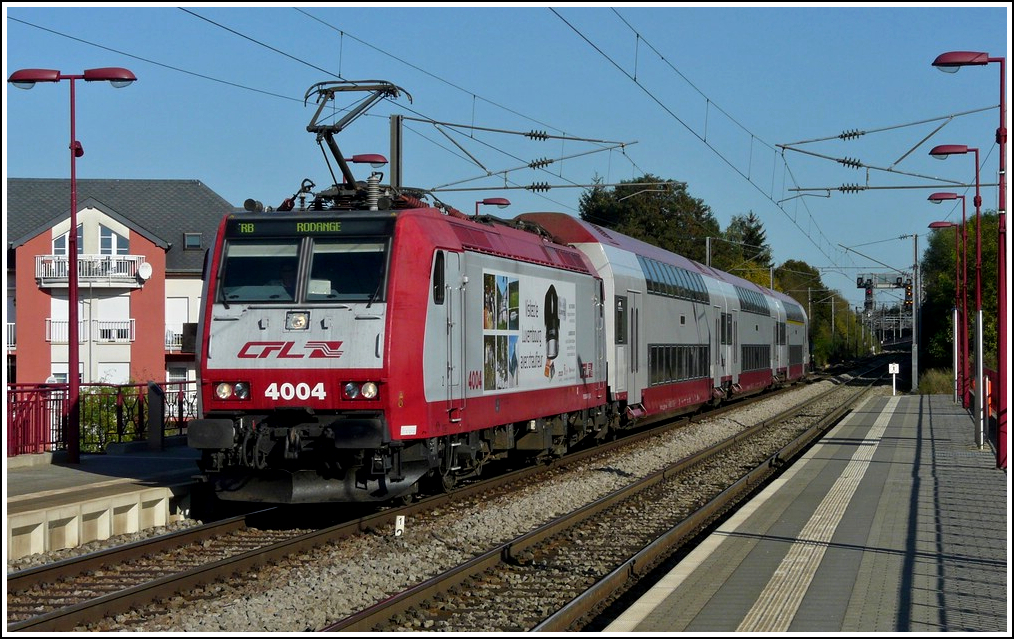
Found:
<box><xmin>6</xmin><ymin>381</ymin><xmax>198</xmax><ymax>457</ymax></box>
<box><xmin>6</xmin><ymin>384</ymin><xmax>65</xmax><ymax>456</ymax></box>
<box><xmin>984</xmin><ymin>367</ymin><xmax>998</xmax><ymax>419</ymax></box>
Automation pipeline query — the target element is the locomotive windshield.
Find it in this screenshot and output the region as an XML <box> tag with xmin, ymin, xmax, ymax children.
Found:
<box><xmin>218</xmin><ymin>237</ymin><xmax>389</xmax><ymax>303</ymax></box>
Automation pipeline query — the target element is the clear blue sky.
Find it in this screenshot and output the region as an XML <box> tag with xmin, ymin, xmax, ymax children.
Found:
<box><xmin>4</xmin><ymin>3</ymin><xmax>1009</xmax><ymax>308</ymax></box>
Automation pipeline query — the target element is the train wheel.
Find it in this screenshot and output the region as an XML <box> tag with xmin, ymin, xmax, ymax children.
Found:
<box><xmin>422</xmin><ymin>469</ymin><xmax>456</xmax><ymax>494</ymax></box>
<box><xmin>440</xmin><ymin>472</ymin><xmax>457</xmax><ymax>492</ymax></box>
<box><xmin>394</xmin><ymin>492</ymin><xmax>415</xmax><ymax>506</ymax></box>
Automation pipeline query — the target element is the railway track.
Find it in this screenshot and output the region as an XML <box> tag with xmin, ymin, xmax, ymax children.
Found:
<box><xmin>324</xmin><ymin>364</ymin><xmax>888</xmax><ymax>631</ymax></box>
<box><xmin>6</xmin><ymin>362</ymin><xmax>889</xmax><ymax>632</ymax></box>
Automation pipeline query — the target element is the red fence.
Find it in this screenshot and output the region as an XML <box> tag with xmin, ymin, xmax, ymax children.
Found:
<box><xmin>984</xmin><ymin>367</ymin><xmax>998</xmax><ymax>419</ymax></box>
<box><xmin>6</xmin><ymin>381</ymin><xmax>198</xmax><ymax>457</ymax></box>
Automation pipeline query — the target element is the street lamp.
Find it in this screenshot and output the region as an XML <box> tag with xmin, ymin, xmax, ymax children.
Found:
<box><xmin>475</xmin><ymin>197</ymin><xmax>511</xmax><ymax>216</ymax></box>
<box><xmin>7</xmin><ymin>67</ymin><xmax>137</xmax><ymax>464</ymax></box>
<box><xmin>928</xmin><ymin>220</ymin><xmax>964</xmax><ymax>405</ymax></box>
<box><xmin>345</xmin><ymin>154</ymin><xmax>388</xmax><ymax>168</ymax></box>
<box><xmin>928</xmin><ymin>192</ymin><xmax>970</xmax><ymax>409</ymax></box>
<box><xmin>933</xmin><ymin>50</ymin><xmax>1005</xmax><ymax>468</ymax></box>
<box><xmin>930</xmin><ymin>144</ymin><xmax>985</xmax><ymax>448</ymax></box>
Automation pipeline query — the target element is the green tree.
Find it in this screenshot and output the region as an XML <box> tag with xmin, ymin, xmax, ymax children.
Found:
<box><xmin>774</xmin><ymin>260</ymin><xmax>824</xmax><ymax>308</ymax></box>
<box><xmin>695</xmin><ymin>212</ymin><xmax>771</xmax><ymax>284</ymax></box>
<box><xmin>725</xmin><ymin>211</ymin><xmax>772</xmax><ymax>267</ymax></box>
<box><xmin>920</xmin><ymin>210</ymin><xmax>998</xmax><ymax>370</ymax></box>
<box><xmin>578</xmin><ymin>174</ymin><xmax>720</xmax><ymax>262</ymax></box>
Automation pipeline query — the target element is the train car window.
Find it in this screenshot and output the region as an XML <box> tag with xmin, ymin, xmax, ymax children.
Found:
<box><xmin>655</xmin><ymin>263</ymin><xmax>670</xmax><ymax>297</ymax></box>
<box><xmin>653</xmin><ymin>344</ymin><xmax>661</xmax><ymax>385</ymax></box>
<box><xmin>615</xmin><ymin>296</ymin><xmax>627</xmax><ymax>344</ymax></box>
<box><xmin>645</xmin><ymin>259</ymin><xmax>661</xmax><ymax>294</ymax></box>
<box><xmin>655</xmin><ymin>261</ymin><xmax>670</xmax><ymax>295</ymax></box>
<box><xmin>661</xmin><ymin>264</ymin><xmax>678</xmax><ymax>297</ymax></box>
<box><xmin>635</xmin><ymin>255</ymin><xmax>652</xmax><ymax>293</ymax></box>
<box><xmin>675</xmin><ymin>268</ymin><xmax>688</xmax><ymax>298</ymax></box>
<box><xmin>220</xmin><ymin>240</ymin><xmax>300</xmax><ymax>302</ymax></box>
<box><xmin>432</xmin><ymin>251</ymin><xmax>445</xmax><ymax>305</ymax></box>
<box><xmin>692</xmin><ymin>272</ymin><xmax>709</xmax><ymax>304</ymax></box>
<box><xmin>307</xmin><ymin>239</ymin><xmax>388</xmax><ymax>302</ymax></box>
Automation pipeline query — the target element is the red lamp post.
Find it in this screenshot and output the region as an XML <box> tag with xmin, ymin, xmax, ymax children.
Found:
<box><xmin>928</xmin><ymin>218</ymin><xmax>965</xmax><ymax>405</ymax></box>
<box><xmin>7</xmin><ymin>67</ymin><xmax>137</xmax><ymax>463</ymax></box>
<box><xmin>933</xmin><ymin>50</ymin><xmax>1006</xmax><ymax>469</ymax></box>
<box><xmin>930</xmin><ymin>144</ymin><xmax>985</xmax><ymax>448</ymax></box>
<box><xmin>928</xmin><ymin>193</ymin><xmax>970</xmax><ymax>409</ymax></box>
<box><xmin>475</xmin><ymin>197</ymin><xmax>511</xmax><ymax>216</ymax></box>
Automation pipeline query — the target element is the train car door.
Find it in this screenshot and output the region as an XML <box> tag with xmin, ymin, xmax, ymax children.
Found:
<box><xmin>713</xmin><ymin>304</ymin><xmax>729</xmax><ymax>389</ymax></box>
<box><xmin>614</xmin><ymin>294</ymin><xmax>627</xmax><ymax>395</ymax></box>
<box><xmin>626</xmin><ymin>290</ymin><xmax>642</xmax><ymax>404</ymax></box>
<box><xmin>596</xmin><ymin>280</ymin><xmax>606</xmax><ymax>400</ymax></box>
<box><xmin>434</xmin><ymin>250</ymin><xmax>465</xmax><ymax>422</ymax></box>
<box><xmin>732</xmin><ymin>309</ymin><xmax>740</xmax><ymax>387</ymax></box>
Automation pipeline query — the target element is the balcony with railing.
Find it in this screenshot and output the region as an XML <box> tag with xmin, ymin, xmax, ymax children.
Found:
<box><xmin>35</xmin><ymin>254</ymin><xmax>147</xmax><ymax>288</ymax></box>
<box><xmin>165</xmin><ymin>329</ymin><xmax>183</xmax><ymax>351</ymax></box>
<box><xmin>45</xmin><ymin>319</ymin><xmax>135</xmax><ymax>343</ymax></box>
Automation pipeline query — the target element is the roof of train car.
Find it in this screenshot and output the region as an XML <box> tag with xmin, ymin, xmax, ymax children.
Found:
<box><xmin>516</xmin><ymin>211</ymin><xmax>805</xmax><ymax>312</ymax></box>
<box><xmin>435</xmin><ymin>211</ymin><xmax>597</xmax><ymax>276</ymax></box>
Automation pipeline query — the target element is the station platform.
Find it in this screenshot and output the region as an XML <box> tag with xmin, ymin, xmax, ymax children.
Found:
<box><xmin>606</xmin><ymin>393</ymin><xmax>1009</xmax><ymax>633</ymax></box>
<box><xmin>5</xmin><ymin>437</ymin><xmax>202</xmax><ymax>561</ymax></box>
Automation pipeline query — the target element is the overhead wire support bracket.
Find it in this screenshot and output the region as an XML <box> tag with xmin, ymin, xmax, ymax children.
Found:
<box><xmin>429</xmin><ymin>143</ymin><xmax>636</xmax><ymax>191</ymax></box>
<box><xmin>399</xmin><ymin>115</ymin><xmax>630</xmax><ymax>145</ymax></box>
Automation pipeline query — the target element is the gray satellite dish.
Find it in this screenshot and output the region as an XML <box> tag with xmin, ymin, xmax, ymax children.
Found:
<box><xmin>137</xmin><ymin>262</ymin><xmax>153</xmax><ymax>281</ymax></box>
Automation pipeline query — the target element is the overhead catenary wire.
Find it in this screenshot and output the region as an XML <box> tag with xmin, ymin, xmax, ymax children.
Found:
<box><xmin>552</xmin><ymin>7</ymin><xmax>851</xmax><ymax>276</ymax></box>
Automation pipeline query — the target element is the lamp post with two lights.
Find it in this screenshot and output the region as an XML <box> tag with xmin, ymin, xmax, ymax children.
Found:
<box><xmin>7</xmin><ymin>67</ymin><xmax>137</xmax><ymax>464</ymax></box>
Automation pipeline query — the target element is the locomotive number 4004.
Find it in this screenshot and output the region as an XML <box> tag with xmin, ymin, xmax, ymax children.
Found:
<box><xmin>264</xmin><ymin>382</ymin><xmax>327</xmax><ymax>401</ymax></box>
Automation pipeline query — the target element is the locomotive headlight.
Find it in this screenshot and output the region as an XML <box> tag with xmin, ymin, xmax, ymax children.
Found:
<box><xmin>215</xmin><ymin>382</ymin><xmax>250</xmax><ymax>400</ymax></box>
<box><xmin>285</xmin><ymin>311</ymin><xmax>309</xmax><ymax>330</ymax></box>
<box><xmin>343</xmin><ymin>381</ymin><xmax>379</xmax><ymax>400</ymax></box>
<box><xmin>343</xmin><ymin>382</ymin><xmax>360</xmax><ymax>399</ymax></box>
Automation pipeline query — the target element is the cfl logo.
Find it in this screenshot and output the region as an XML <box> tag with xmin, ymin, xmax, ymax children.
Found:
<box><xmin>237</xmin><ymin>341</ymin><xmax>344</xmax><ymax>359</ymax></box>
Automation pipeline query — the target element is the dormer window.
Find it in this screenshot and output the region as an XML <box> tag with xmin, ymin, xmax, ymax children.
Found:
<box><xmin>184</xmin><ymin>233</ymin><xmax>202</xmax><ymax>250</ymax></box>
<box><xmin>53</xmin><ymin>224</ymin><xmax>83</xmax><ymax>255</ymax></box>
<box><xmin>100</xmin><ymin>224</ymin><xmax>129</xmax><ymax>255</ymax></box>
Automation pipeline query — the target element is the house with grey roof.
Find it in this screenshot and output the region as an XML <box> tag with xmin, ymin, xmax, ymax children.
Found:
<box><xmin>5</xmin><ymin>178</ymin><xmax>236</xmax><ymax>386</ymax></box>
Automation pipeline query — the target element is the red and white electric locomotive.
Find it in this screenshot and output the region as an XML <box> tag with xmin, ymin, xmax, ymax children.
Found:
<box><xmin>189</xmin><ymin>201</ymin><xmax>611</xmax><ymax>503</ymax></box>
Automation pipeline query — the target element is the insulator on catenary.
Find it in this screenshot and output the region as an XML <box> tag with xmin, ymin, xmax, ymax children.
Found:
<box><xmin>528</xmin><ymin>157</ymin><xmax>554</xmax><ymax>169</ymax></box>
<box><xmin>838</xmin><ymin>129</ymin><xmax>865</xmax><ymax>140</ymax></box>
<box><xmin>525</xmin><ymin>130</ymin><xmax>549</xmax><ymax>141</ymax></box>
<box><xmin>837</xmin><ymin>183</ymin><xmax>867</xmax><ymax>194</ymax></box>
<box><xmin>527</xmin><ymin>182</ymin><xmax>551</xmax><ymax>192</ymax></box>
<box><xmin>837</xmin><ymin>156</ymin><xmax>862</xmax><ymax>169</ymax></box>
